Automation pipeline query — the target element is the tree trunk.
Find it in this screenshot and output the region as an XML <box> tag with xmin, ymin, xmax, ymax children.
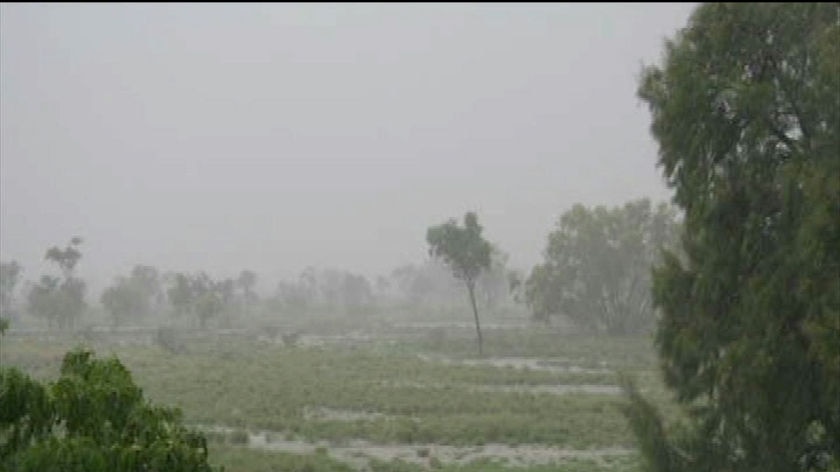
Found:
<box><xmin>466</xmin><ymin>281</ymin><xmax>483</xmax><ymax>357</ymax></box>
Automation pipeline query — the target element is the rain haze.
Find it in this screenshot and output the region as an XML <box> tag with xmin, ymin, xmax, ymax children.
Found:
<box><xmin>1</xmin><ymin>3</ymin><xmax>696</xmax><ymax>293</ymax></box>
<box><xmin>3</xmin><ymin>4</ymin><xmax>835</xmax><ymax>470</ymax></box>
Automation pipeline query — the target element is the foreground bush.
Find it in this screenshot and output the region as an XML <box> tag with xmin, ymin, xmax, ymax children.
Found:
<box><xmin>1</xmin><ymin>348</ymin><xmax>217</xmax><ymax>471</ymax></box>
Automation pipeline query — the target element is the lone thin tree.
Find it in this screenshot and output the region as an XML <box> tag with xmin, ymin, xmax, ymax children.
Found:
<box><xmin>427</xmin><ymin>212</ymin><xmax>493</xmax><ymax>356</ymax></box>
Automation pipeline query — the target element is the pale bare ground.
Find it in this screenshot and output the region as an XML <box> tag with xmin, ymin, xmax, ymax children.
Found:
<box><xmin>296</xmin><ymin>332</ymin><xmax>376</xmax><ymax>347</ymax></box>
<box><xmin>391</xmin><ymin>321</ymin><xmax>533</xmax><ymax>330</ymax></box>
<box><xmin>473</xmin><ymin>384</ymin><xmax>622</xmax><ymax>395</ymax></box>
<box><xmin>303</xmin><ymin>406</ymin><xmax>392</xmax><ymax>422</ymax></box>
<box><xmin>380</xmin><ymin>380</ymin><xmax>622</xmax><ymax>395</ymax></box>
<box><xmin>416</xmin><ymin>354</ymin><xmax>613</xmax><ymax>374</ymax></box>
<box><xmin>198</xmin><ymin>425</ymin><xmax>635</xmax><ymax>469</ymax></box>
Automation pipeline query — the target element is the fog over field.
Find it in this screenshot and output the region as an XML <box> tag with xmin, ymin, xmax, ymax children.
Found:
<box><xmin>1</xmin><ymin>3</ymin><xmax>695</xmax><ymax>294</ymax></box>
<box><xmin>5</xmin><ymin>4</ymin><xmax>836</xmax><ymax>472</ymax></box>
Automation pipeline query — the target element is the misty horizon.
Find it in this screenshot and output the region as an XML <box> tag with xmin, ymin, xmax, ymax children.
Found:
<box><xmin>1</xmin><ymin>3</ymin><xmax>696</xmax><ymax>295</ymax></box>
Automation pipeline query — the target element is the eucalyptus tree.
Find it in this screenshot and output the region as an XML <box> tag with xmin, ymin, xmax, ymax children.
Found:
<box><xmin>624</xmin><ymin>4</ymin><xmax>840</xmax><ymax>471</ymax></box>
<box><xmin>427</xmin><ymin>212</ymin><xmax>493</xmax><ymax>355</ymax></box>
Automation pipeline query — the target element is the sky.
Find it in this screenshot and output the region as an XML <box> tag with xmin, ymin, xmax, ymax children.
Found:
<box><xmin>1</xmin><ymin>3</ymin><xmax>697</xmax><ymax>295</ymax></box>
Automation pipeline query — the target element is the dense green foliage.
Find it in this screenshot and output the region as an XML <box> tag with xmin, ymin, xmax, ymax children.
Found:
<box><xmin>627</xmin><ymin>3</ymin><xmax>840</xmax><ymax>471</ymax></box>
<box><xmin>525</xmin><ymin>199</ymin><xmax>680</xmax><ymax>334</ymax></box>
<box><xmin>427</xmin><ymin>212</ymin><xmax>494</xmax><ymax>355</ymax></box>
<box><xmin>0</xmin><ymin>348</ymin><xmax>216</xmax><ymax>471</ymax></box>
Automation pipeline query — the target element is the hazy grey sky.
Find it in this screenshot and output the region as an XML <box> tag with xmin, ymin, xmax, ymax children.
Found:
<box><xmin>1</xmin><ymin>3</ymin><xmax>696</xmax><ymax>293</ymax></box>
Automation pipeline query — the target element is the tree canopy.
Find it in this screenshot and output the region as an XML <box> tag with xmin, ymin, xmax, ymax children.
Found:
<box><xmin>101</xmin><ymin>265</ymin><xmax>163</xmax><ymax>326</ymax></box>
<box><xmin>27</xmin><ymin>238</ymin><xmax>86</xmax><ymax>330</ymax></box>
<box><xmin>0</xmin><ymin>349</ymin><xmax>216</xmax><ymax>471</ymax></box>
<box><xmin>427</xmin><ymin>212</ymin><xmax>494</xmax><ymax>355</ymax></box>
<box><xmin>164</xmin><ymin>272</ymin><xmax>234</xmax><ymax>329</ymax></box>
<box><xmin>525</xmin><ymin>198</ymin><xmax>680</xmax><ymax>335</ymax></box>
<box><xmin>625</xmin><ymin>3</ymin><xmax>840</xmax><ymax>471</ymax></box>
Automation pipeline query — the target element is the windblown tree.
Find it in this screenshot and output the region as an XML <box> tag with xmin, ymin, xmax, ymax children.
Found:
<box><xmin>164</xmin><ymin>272</ymin><xmax>229</xmax><ymax>329</ymax></box>
<box><xmin>476</xmin><ymin>250</ymin><xmax>517</xmax><ymax>316</ymax></box>
<box><xmin>0</xmin><ymin>349</ymin><xmax>216</xmax><ymax>471</ymax></box>
<box><xmin>101</xmin><ymin>265</ymin><xmax>162</xmax><ymax>326</ymax></box>
<box><xmin>274</xmin><ymin>280</ymin><xmax>312</xmax><ymax>316</ymax></box>
<box><xmin>427</xmin><ymin>212</ymin><xmax>494</xmax><ymax>355</ymax></box>
<box><xmin>271</xmin><ymin>268</ymin><xmax>375</xmax><ymax>317</ymax></box>
<box><xmin>165</xmin><ymin>272</ymin><xmax>194</xmax><ymax>319</ymax></box>
<box><xmin>190</xmin><ymin>273</ymin><xmax>225</xmax><ymax>330</ymax></box>
<box><xmin>341</xmin><ymin>273</ymin><xmax>374</xmax><ymax>316</ymax></box>
<box><xmin>27</xmin><ymin>238</ymin><xmax>86</xmax><ymax>330</ymax></box>
<box><xmin>101</xmin><ymin>280</ymin><xmax>146</xmax><ymax>327</ymax></box>
<box><xmin>213</xmin><ymin>277</ymin><xmax>236</xmax><ymax>328</ymax></box>
<box><xmin>129</xmin><ymin>265</ymin><xmax>164</xmax><ymax>312</ymax></box>
<box><xmin>390</xmin><ymin>263</ymin><xmax>436</xmax><ymax>307</ymax></box>
<box><xmin>525</xmin><ymin>199</ymin><xmax>680</xmax><ymax>334</ymax></box>
<box><xmin>0</xmin><ymin>260</ymin><xmax>22</xmax><ymax>323</ymax></box>
<box><xmin>385</xmin><ymin>261</ymin><xmax>470</xmax><ymax>317</ymax></box>
<box><xmin>236</xmin><ymin>269</ymin><xmax>258</xmax><ymax>316</ymax></box>
<box><xmin>624</xmin><ymin>3</ymin><xmax>840</xmax><ymax>471</ymax></box>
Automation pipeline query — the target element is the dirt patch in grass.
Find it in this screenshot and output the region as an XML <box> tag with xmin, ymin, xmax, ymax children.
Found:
<box><xmin>417</xmin><ymin>354</ymin><xmax>612</xmax><ymax>375</ymax></box>
<box><xmin>196</xmin><ymin>424</ymin><xmax>635</xmax><ymax>469</ymax></box>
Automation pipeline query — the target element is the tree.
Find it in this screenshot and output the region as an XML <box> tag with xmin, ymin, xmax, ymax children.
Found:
<box><xmin>274</xmin><ymin>280</ymin><xmax>311</xmax><ymax>315</ymax></box>
<box><xmin>390</xmin><ymin>264</ymin><xmax>435</xmax><ymax>307</ymax></box>
<box><xmin>166</xmin><ymin>273</ymin><xmax>194</xmax><ymax>319</ymax></box>
<box><xmin>387</xmin><ymin>261</ymin><xmax>467</xmax><ymax>317</ymax></box>
<box><xmin>317</xmin><ymin>269</ymin><xmax>344</xmax><ymax>310</ymax></box>
<box><xmin>427</xmin><ymin>212</ymin><xmax>493</xmax><ymax>355</ymax></box>
<box><xmin>507</xmin><ymin>269</ymin><xmax>526</xmax><ymax>305</ymax></box>
<box><xmin>0</xmin><ymin>317</ymin><xmax>7</xmax><ymax>368</ymax></box>
<box><xmin>625</xmin><ymin>3</ymin><xmax>839</xmax><ymax>471</ymax></box>
<box><xmin>164</xmin><ymin>272</ymin><xmax>229</xmax><ymax>328</ymax></box>
<box><xmin>101</xmin><ymin>265</ymin><xmax>162</xmax><ymax>326</ymax></box>
<box><xmin>236</xmin><ymin>270</ymin><xmax>258</xmax><ymax>316</ymax></box>
<box><xmin>524</xmin><ymin>199</ymin><xmax>680</xmax><ymax>335</ymax></box>
<box><xmin>193</xmin><ymin>290</ymin><xmax>223</xmax><ymax>330</ymax></box>
<box><xmin>27</xmin><ymin>238</ymin><xmax>86</xmax><ymax>330</ymax></box>
<box><xmin>189</xmin><ymin>273</ymin><xmax>225</xmax><ymax>329</ymax></box>
<box><xmin>341</xmin><ymin>273</ymin><xmax>374</xmax><ymax>316</ymax></box>
<box><xmin>45</xmin><ymin>236</ymin><xmax>83</xmax><ymax>279</ymax></box>
<box><xmin>129</xmin><ymin>265</ymin><xmax>164</xmax><ymax>313</ymax></box>
<box><xmin>102</xmin><ymin>280</ymin><xmax>139</xmax><ymax>327</ymax></box>
<box><xmin>0</xmin><ymin>260</ymin><xmax>22</xmax><ymax>323</ymax></box>
<box><xmin>476</xmin><ymin>251</ymin><xmax>515</xmax><ymax>316</ymax></box>
<box><xmin>0</xmin><ymin>348</ymin><xmax>216</xmax><ymax>471</ymax></box>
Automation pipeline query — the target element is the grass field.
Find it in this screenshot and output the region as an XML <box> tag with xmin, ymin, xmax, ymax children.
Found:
<box><xmin>1</xmin><ymin>324</ymin><xmax>675</xmax><ymax>471</ymax></box>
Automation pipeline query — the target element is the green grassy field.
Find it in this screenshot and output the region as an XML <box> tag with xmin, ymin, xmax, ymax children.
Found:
<box><xmin>1</xmin><ymin>327</ymin><xmax>674</xmax><ymax>471</ymax></box>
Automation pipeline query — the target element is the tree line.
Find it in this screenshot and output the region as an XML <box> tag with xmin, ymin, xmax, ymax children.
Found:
<box><xmin>0</xmin><ymin>196</ymin><xmax>680</xmax><ymax>337</ymax></box>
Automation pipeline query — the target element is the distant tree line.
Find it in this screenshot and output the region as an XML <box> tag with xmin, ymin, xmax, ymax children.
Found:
<box><xmin>1</xmin><ymin>198</ymin><xmax>679</xmax><ymax>337</ymax></box>
<box><xmin>0</xmin><ymin>243</ymin><xmax>519</xmax><ymax>331</ymax></box>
